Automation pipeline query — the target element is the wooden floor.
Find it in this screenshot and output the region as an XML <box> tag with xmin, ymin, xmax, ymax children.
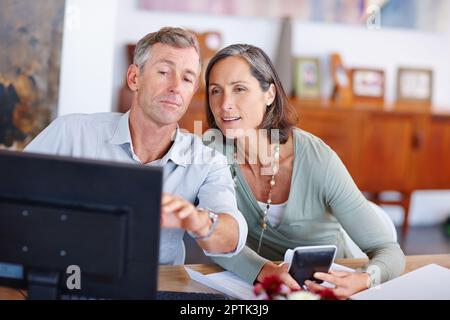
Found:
<box><xmin>398</xmin><ymin>225</ymin><xmax>450</xmax><ymax>255</ymax></box>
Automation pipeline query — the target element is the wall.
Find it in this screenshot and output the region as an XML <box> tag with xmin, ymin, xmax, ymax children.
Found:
<box><xmin>112</xmin><ymin>2</ymin><xmax>281</xmax><ymax>112</ymax></box>
<box><xmin>292</xmin><ymin>22</ymin><xmax>450</xmax><ymax>110</ymax></box>
<box><xmin>112</xmin><ymin>1</ymin><xmax>450</xmax><ymax>111</ymax></box>
<box><xmin>58</xmin><ymin>0</ymin><xmax>450</xmax><ymax>226</ymax></box>
<box><xmin>58</xmin><ymin>0</ymin><xmax>118</xmax><ymax>116</ymax></box>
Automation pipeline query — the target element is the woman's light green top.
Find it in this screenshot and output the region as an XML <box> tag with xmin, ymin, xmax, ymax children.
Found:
<box><xmin>207</xmin><ymin>128</ymin><xmax>405</xmax><ymax>284</ymax></box>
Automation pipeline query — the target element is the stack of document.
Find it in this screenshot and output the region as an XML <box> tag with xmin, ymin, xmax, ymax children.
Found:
<box><xmin>351</xmin><ymin>264</ymin><xmax>450</xmax><ymax>300</ymax></box>
<box><xmin>185</xmin><ymin>267</ymin><xmax>255</xmax><ymax>300</ymax></box>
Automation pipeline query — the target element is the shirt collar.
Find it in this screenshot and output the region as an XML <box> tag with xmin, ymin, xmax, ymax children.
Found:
<box><xmin>110</xmin><ymin>111</ymin><xmax>132</xmax><ymax>146</ymax></box>
<box><xmin>109</xmin><ymin>111</ymin><xmax>189</xmax><ymax>167</ymax></box>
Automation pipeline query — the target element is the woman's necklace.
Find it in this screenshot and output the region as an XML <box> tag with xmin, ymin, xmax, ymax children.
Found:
<box><xmin>232</xmin><ymin>143</ymin><xmax>280</xmax><ymax>254</ymax></box>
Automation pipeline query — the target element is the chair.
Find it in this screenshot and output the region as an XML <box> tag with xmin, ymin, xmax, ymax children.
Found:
<box><xmin>342</xmin><ymin>201</ymin><xmax>397</xmax><ymax>259</ymax></box>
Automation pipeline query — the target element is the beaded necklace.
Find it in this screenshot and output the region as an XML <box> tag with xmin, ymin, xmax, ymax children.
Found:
<box><xmin>231</xmin><ymin>143</ymin><xmax>280</xmax><ymax>253</ymax></box>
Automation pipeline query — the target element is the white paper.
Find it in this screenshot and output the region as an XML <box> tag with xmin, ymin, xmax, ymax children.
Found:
<box><xmin>185</xmin><ymin>267</ymin><xmax>255</xmax><ymax>300</ymax></box>
<box><xmin>351</xmin><ymin>264</ymin><xmax>450</xmax><ymax>300</ymax></box>
<box><xmin>330</xmin><ymin>263</ymin><xmax>355</xmax><ymax>273</ymax></box>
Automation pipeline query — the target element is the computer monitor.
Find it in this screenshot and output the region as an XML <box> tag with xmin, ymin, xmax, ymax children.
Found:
<box><xmin>0</xmin><ymin>150</ymin><xmax>162</xmax><ymax>299</ymax></box>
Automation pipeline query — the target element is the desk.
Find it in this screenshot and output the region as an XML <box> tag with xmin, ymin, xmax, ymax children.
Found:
<box><xmin>158</xmin><ymin>254</ymin><xmax>450</xmax><ymax>293</ymax></box>
<box><xmin>1</xmin><ymin>255</ymin><xmax>449</xmax><ymax>299</ymax></box>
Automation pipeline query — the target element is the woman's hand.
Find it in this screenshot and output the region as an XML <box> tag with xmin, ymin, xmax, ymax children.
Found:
<box><xmin>305</xmin><ymin>270</ymin><xmax>370</xmax><ymax>300</ymax></box>
<box><xmin>257</xmin><ymin>262</ymin><xmax>301</xmax><ymax>291</ymax></box>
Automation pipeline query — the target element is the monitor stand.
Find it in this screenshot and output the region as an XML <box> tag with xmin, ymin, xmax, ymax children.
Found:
<box><xmin>27</xmin><ymin>269</ymin><xmax>60</xmax><ymax>300</ymax></box>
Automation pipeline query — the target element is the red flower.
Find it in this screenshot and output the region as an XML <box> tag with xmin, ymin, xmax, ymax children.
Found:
<box><xmin>254</xmin><ymin>274</ymin><xmax>338</xmax><ymax>300</ymax></box>
<box><xmin>261</xmin><ymin>275</ymin><xmax>284</xmax><ymax>297</ymax></box>
<box><xmin>262</xmin><ymin>275</ymin><xmax>283</xmax><ymax>294</ymax></box>
<box><xmin>317</xmin><ymin>288</ymin><xmax>339</xmax><ymax>300</ymax></box>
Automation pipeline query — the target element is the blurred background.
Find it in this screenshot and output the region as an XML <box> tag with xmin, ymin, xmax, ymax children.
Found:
<box><xmin>1</xmin><ymin>0</ymin><xmax>449</xmax><ymax>256</ymax></box>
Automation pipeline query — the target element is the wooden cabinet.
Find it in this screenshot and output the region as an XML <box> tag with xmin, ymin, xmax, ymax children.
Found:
<box><xmin>291</xmin><ymin>101</ymin><xmax>450</xmax><ymax>239</ymax></box>
<box><xmin>297</xmin><ymin>107</ymin><xmax>363</xmax><ymax>183</ymax></box>
<box><xmin>411</xmin><ymin>114</ymin><xmax>450</xmax><ymax>189</ymax></box>
<box><xmin>179</xmin><ymin>93</ymin><xmax>207</xmax><ymax>134</ymax></box>
<box><xmin>358</xmin><ymin>112</ymin><xmax>415</xmax><ymax>192</ymax></box>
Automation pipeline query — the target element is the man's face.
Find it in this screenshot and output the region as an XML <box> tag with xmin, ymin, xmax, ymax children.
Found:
<box><xmin>132</xmin><ymin>43</ymin><xmax>200</xmax><ymax>126</ymax></box>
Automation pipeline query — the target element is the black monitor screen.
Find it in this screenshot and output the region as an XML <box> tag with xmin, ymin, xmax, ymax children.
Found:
<box><xmin>0</xmin><ymin>150</ymin><xmax>162</xmax><ymax>299</ymax></box>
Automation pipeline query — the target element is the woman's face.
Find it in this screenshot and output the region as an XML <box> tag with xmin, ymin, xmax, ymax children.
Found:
<box><xmin>208</xmin><ymin>56</ymin><xmax>275</xmax><ymax>139</ymax></box>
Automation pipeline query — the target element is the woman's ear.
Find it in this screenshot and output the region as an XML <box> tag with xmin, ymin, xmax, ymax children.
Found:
<box><xmin>127</xmin><ymin>64</ymin><xmax>140</xmax><ymax>92</ymax></box>
<box><xmin>266</xmin><ymin>83</ymin><xmax>276</xmax><ymax>106</ymax></box>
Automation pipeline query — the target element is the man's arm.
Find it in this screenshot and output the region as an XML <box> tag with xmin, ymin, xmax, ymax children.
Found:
<box><xmin>195</xmin><ymin>211</ymin><xmax>239</xmax><ymax>253</ymax></box>
<box><xmin>161</xmin><ymin>158</ymin><xmax>247</xmax><ymax>256</ymax></box>
<box><xmin>194</xmin><ymin>158</ymin><xmax>248</xmax><ymax>256</ymax></box>
<box><xmin>161</xmin><ymin>193</ymin><xmax>240</xmax><ymax>253</ymax></box>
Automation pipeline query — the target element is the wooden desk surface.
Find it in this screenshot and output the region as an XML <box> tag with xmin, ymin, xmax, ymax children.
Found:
<box><xmin>157</xmin><ymin>254</ymin><xmax>450</xmax><ymax>293</ymax></box>
<box><xmin>1</xmin><ymin>254</ymin><xmax>449</xmax><ymax>299</ymax></box>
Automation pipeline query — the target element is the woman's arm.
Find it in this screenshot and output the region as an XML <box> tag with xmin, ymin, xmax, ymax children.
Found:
<box><xmin>212</xmin><ymin>246</ymin><xmax>269</xmax><ymax>284</ymax></box>
<box><xmin>317</xmin><ymin>150</ymin><xmax>405</xmax><ymax>295</ymax></box>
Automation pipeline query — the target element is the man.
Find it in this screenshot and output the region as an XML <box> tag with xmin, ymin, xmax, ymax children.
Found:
<box><xmin>25</xmin><ymin>27</ymin><xmax>247</xmax><ymax>264</ymax></box>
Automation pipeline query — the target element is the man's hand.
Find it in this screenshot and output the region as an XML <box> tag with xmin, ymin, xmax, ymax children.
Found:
<box><xmin>161</xmin><ymin>193</ymin><xmax>211</xmax><ymax>237</ymax></box>
<box><xmin>305</xmin><ymin>270</ymin><xmax>370</xmax><ymax>300</ymax></box>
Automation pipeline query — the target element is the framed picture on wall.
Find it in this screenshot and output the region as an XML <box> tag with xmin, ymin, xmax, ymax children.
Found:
<box><xmin>397</xmin><ymin>68</ymin><xmax>433</xmax><ymax>104</ymax></box>
<box><xmin>293</xmin><ymin>57</ymin><xmax>321</xmax><ymax>99</ymax></box>
<box><xmin>350</xmin><ymin>68</ymin><xmax>385</xmax><ymax>102</ymax></box>
<box><xmin>0</xmin><ymin>0</ymin><xmax>65</xmax><ymax>150</ymax></box>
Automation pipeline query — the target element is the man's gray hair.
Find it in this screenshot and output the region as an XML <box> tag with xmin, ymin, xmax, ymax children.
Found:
<box><xmin>133</xmin><ymin>27</ymin><xmax>201</xmax><ymax>69</ymax></box>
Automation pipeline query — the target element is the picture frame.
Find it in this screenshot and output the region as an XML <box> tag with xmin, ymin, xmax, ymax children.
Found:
<box><xmin>397</xmin><ymin>68</ymin><xmax>433</xmax><ymax>104</ymax></box>
<box><xmin>0</xmin><ymin>0</ymin><xmax>65</xmax><ymax>150</ymax></box>
<box><xmin>330</xmin><ymin>53</ymin><xmax>352</xmax><ymax>104</ymax></box>
<box><xmin>293</xmin><ymin>57</ymin><xmax>321</xmax><ymax>99</ymax></box>
<box><xmin>350</xmin><ymin>68</ymin><xmax>385</xmax><ymax>102</ymax></box>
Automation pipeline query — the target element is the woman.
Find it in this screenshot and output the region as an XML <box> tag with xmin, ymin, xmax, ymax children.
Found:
<box><xmin>203</xmin><ymin>44</ymin><xmax>405</xmax><ymax>299</ymax></box>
